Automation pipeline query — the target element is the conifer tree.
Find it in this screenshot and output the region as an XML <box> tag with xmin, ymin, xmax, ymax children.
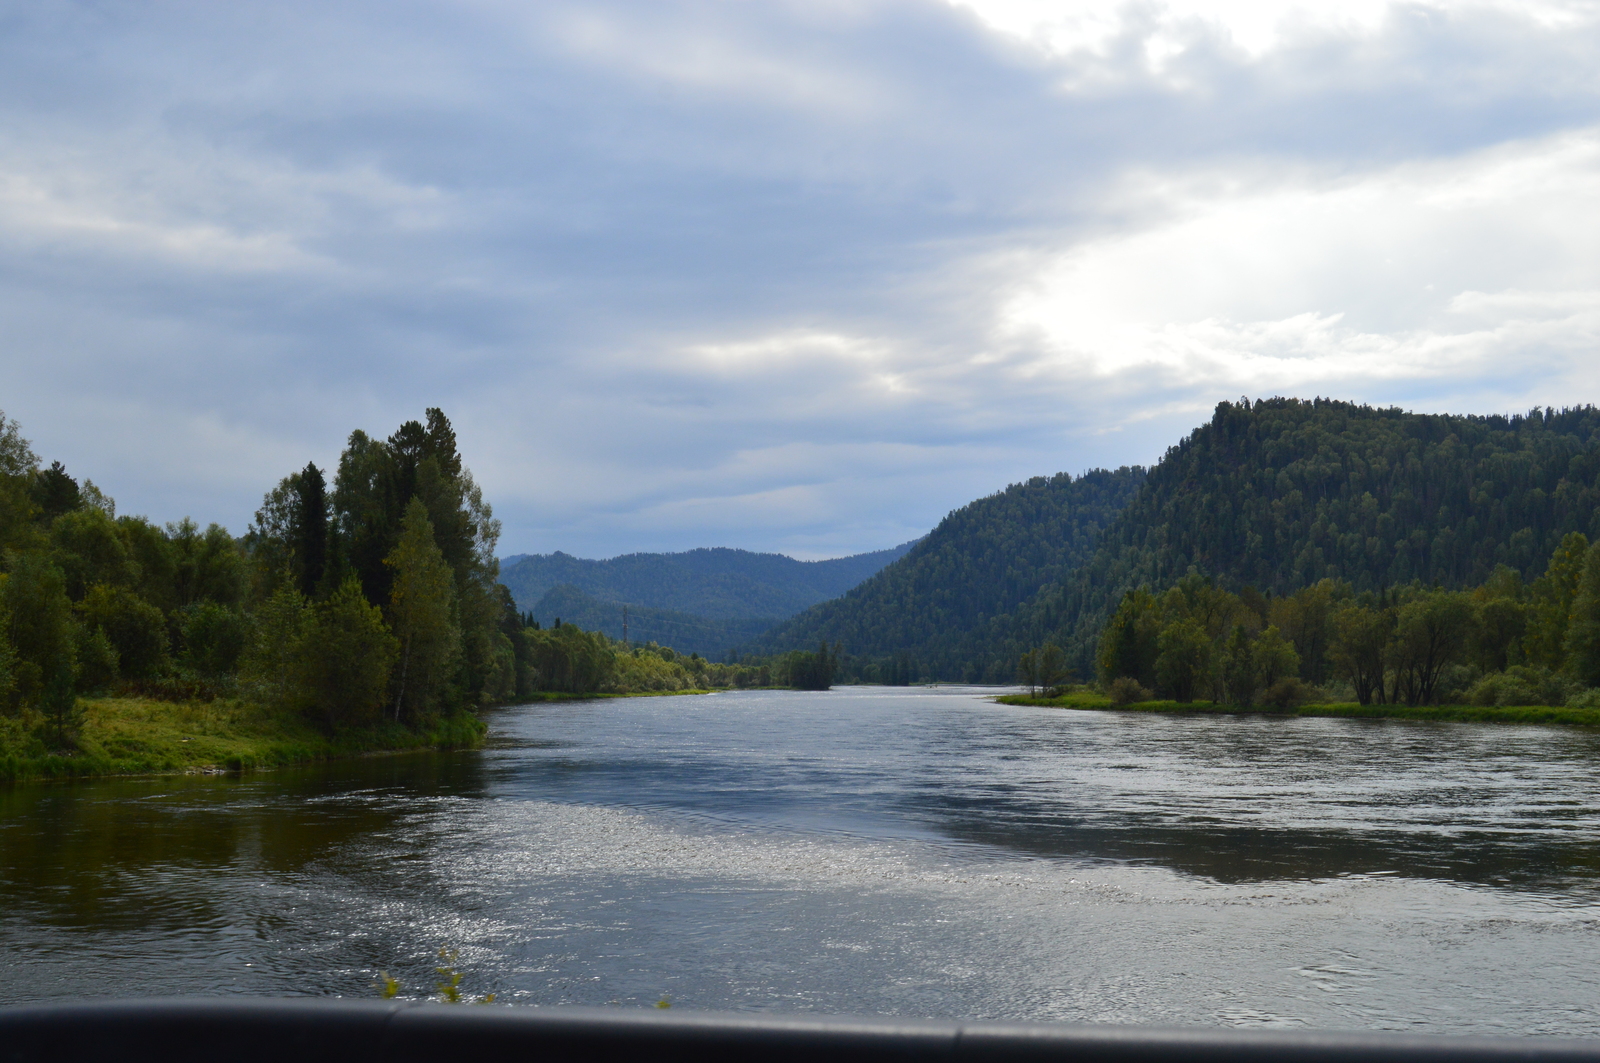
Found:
<box><xmin>385</xmin><ymin>498</ymin><xmax>460</xmax><ymax>722</ymax></box>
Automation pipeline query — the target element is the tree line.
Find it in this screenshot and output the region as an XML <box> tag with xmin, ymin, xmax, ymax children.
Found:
<box><xmin>1093</xmin><ymin>530</ymin><xmax>1600</xmax><ymax>708</ymax></box>
<box><xmin>0</xmin><ymin>407</ymin><xmax>820</xmax><ymax>747</ymax></box>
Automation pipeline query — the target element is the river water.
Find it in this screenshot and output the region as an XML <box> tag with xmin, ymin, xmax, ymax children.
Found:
<box><xmin>4</xmin><ymin>686</ymin><xmax>1600</xmax><ymax>1033</ymax></box>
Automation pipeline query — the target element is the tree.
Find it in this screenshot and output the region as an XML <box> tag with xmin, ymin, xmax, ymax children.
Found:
<box><xmin>1331</xmin><ymin>602</ymin><xmax>1392</xmax><ymax>705</ymax></box>
<box><xmin>1388</xmin><ymin>591</ymin><xmax>1475</xmax><ymax>705</ymax></box>
<box><xmin>1565</xmin><ymin>543</ymin><xmax>1600</xmax><ymax>688</ymax></box>
<box><xmin>1016</xmin><ymin>649</ymin><xmax>1039</xmax><ymax>694</ymax></box>
<box><xmin>1523</xmin><ymin>532</ymin><xmax>1589</xmax><ymax>669</ymax></box>
<box><xmin>77</xmin><ymin>584</ymin><xmax>170</xmax><ymax>680</ymax></box>
<box><xmin>1254</xmin><ymin>625</ymin><xmax>1300</xmax><ymax>688</ymax></box>
<box><xmin>294</xmin><ymin>578</ymin><xmax>398</xmax><ymax>729</ymax></box>
<box><xmin>240</xmin><ymin>587</ymin><xmax>308</xmax><ymax>710</ymax></box>
<box><xmin>3</xmin><ymin>553</ymin><xmax>77</xmax><ymax>707</ymax></box>
<box><xmin>1219</xmin><ymin>625</ymin><xmax>1258</xmax><ymax>706</ymax></box>
<box><xmin>31</xmin><ymin>461</ymin><xmax>82</xmax><ymax>520</ymax></box>
<box><xmin>180</xmin><ymin>602</ymin><xmax>250</xmax><ymax>681</ymax></box>
<box><xmin>294</xmin><ymin>463</ymin><xmax>329</xmax><ymax>598</ymax></box>
<box><xmin>1155</xmin><ymin>617</ymin><xmax>1211</xmax><ymax>703</ymax></box>
<box><xmin>1097</xmin><ymin>589</ymin><xmax>1161</xmax><ymax>689</ymax></box>
<box><xmin>1036</xmin><ymin>643</ymin><xmax>1067</xmax><ymax>691</ymax></box>
<box><xmin>385</xmin><ymin>498</ymin><xmax>460</xmax><ymax>722</ymax></box>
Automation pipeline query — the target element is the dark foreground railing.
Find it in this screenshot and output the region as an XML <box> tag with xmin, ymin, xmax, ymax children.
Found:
<box><xmin>4</xmin><ymin>998</ymin><xmax>1599</xmax><ymax>1063</ymax></box>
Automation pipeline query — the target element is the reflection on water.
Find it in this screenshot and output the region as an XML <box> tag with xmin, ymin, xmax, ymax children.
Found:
<box><xmin>4</xmin><ymin>687</ymin><xmax>1600</xmax><ymax>1034</ymax></box>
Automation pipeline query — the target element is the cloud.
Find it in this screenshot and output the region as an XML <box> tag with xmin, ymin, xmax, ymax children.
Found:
<box><xmin>0</xmin><ymin>0</ymin><xmax>1597</xmax><ymax>558</ymax></box>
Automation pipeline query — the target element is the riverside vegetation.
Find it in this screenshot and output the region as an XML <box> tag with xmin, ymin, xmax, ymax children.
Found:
<box><xmin>0</xmin><ymin>408</ymin><xmax>814</xmax><ymax>782</ymax></box>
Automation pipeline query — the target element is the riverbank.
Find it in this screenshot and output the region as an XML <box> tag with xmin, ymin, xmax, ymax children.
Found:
<box><xmin>995</xmin><ymin>691</ymin><xmax>1600</xmax><ymax>726</ymax></box>
<box><xmin>0</xmin><ymin>697</ymin><xmax>487</xmax><ymax>783</ymax></box>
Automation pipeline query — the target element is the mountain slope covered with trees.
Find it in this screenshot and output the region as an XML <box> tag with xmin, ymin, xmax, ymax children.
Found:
<box><xmin>749</xmin><ymin>468</ymin><xmax>1147</xmax><ymax>681</ymax></box>
<box><xmin>1020</xmin><ymin>399</ymin><xmax>1600</xmax><ymax>673</ymax></box>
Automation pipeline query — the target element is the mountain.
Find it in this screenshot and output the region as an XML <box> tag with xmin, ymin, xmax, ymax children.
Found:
<box><xmin>748</xmin><ymin>467</ymin><xmax>1147</xmax><ymax>681</ymax></box>
<box><xmin>500</xmin><ymin>542</ymin><xmax>918</xmax><ymax>659</ymax></box>
<box><xmin>527</xmin><ymin>584</ymin><xmax>776</xmax><ymax>661</ymax></box>
<box><xmin>500</xmin><ymin>542</ymin><xmax>915</xmax><ymax>619</ymax></box>
<box><xmin>1020</xmin><ymin>398</ymin><xmax>1600</xmax><ymax>672</ymax></box>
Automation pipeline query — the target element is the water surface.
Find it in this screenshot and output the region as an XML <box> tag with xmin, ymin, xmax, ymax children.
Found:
<box><xmin>4</xmin><ymin>687</ymin><xmax>1600</xmax><ymax>1033</ymax></box>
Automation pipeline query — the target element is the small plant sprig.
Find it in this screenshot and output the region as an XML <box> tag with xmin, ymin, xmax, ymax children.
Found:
<box><xmin>374</xmin><ymin>947</ymin><xmax>495</xmax><ymax>1004</ymax></box>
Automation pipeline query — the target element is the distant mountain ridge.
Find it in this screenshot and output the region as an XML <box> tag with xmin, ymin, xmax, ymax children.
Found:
<box><xmin>499</xmin><ymin>542</ymin><xmax>918</xmax><ymax>658</ymax></box>
<box><xmin>526</xmin><ymin>584</ymin><xmax>776</xmax><ymax>661</ymax></box>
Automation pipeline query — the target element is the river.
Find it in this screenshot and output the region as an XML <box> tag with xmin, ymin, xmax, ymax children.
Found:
<box><xmin>4</xmin><ymin>686</ymin><xmax>1600</xmax><ymax>1033</ymax></box>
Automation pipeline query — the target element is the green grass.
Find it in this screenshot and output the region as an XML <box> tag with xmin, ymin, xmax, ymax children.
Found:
<box><xmin>0</xmin><ymin>697</ymin><xmax>487</xmax><ymax>783</ymax></box>
<box><xmin>994</xmin><ymin>692</ymin><xmax>1600</xmax><ymax>726</ymax></box>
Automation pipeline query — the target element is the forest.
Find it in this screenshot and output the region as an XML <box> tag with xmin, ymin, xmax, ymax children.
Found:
<box><xmin>760</xmin><ymin>398</ymin><xmax>1600</xmax><ymax>688</ymax></box>
<box><xmin>0</xmin><ymin>407</ymin><xmax>791</xmax><ymax>768</ymax></box>
<box><xmin>1089</xmin><ymin>525</ymin><xmax>1600</xmax><ymax>709</ymax></box>
<box><xmin>1024</xmin><ymin>398</ymin><xmax>1600</xmax><ymax>675</ymax></box>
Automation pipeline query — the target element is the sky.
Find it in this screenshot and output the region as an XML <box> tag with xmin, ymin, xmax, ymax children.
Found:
<box><xmin>2</xmin><ymin>0</ymin><xmax>1598</xmax><ymax>560</ymax></box>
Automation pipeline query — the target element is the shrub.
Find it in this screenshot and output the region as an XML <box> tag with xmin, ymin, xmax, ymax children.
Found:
<box><xmin>1259</xmin><ymin>677</ymin><xmax>1313</xmax><ymax>709</ymax></box>
<box><xmin>1108</xmin><ymin>676</ymin><xmax>1152</xmax><ymax>705</ymax></box>
<box><xmin>1567</xmin><ymin>687</ymin><xmax>1600</xmax><ymax>709</ymax></box>
<box><xmin>1468</xmin><ymin>666</ymin><xmax>1575</xmax><ymax>707</ymax></box>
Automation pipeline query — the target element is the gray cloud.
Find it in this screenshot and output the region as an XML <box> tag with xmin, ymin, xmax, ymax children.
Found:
<box><xmin>2</xmin><ymin>0</ymin><xmax>1597</xmax><ymax>557</ymax></box>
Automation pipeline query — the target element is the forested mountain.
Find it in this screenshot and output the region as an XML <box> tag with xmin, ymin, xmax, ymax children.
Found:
<box><xmin>500</xmin><ymin>542</ymin><xmax>915</xmax><ymax>621</ymax></box>
<box><xmin>749</xmin><ymin>468</ymin><xmax>1147</xmax><ymax>681</ymax></box>
<box><xmin>527</xmin><ymin>584</ymin><xmax>775</xmax><ymax>660</ymax></box>
<box><xmin>1021</xmin><ymin>399</ymin><xmax>1600</xmax><ymax>673</ymax></box>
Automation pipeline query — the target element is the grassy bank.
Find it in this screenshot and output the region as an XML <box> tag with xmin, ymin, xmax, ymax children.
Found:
<box><xmin>0</xmin><ymin>697</ymin><xmax>487</xmax><ymax>783</ymax></box>
<box><xmin>995</xmin><ymin>691</ymin><xmax>1600</xmax><ymax>727</ymax></box>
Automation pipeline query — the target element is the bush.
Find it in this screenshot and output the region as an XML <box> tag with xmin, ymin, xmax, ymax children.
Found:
<box><xmin>1467</xmin><ymin>666</ymin><xmax>1576</xmax><ymax>707</ymax></box>
<box><xmin>1567</xmin><ymin>687</ymin><xmax>1600</xmax><ymax>709</ymax></box>
<box><xmin>1108</xmin><ymin>676</ymin><xmax>1152</xmax><ymax>705</ymax></box>
<box><xmin>1258</xmin><ymin>677</ymin><xmax>1313</xmax><ymax>709</ymax></box>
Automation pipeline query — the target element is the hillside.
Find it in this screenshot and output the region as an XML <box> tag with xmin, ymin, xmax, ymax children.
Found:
<box><xmin>499</xmin><ymin>543</ymin><xmax>915</xmax><ymax>620</ymax></box>
<box><xmin>748</xmin><ymin>468</ymin><xmax>1147</xmax><ymax>681</ymax></box>
<box><xmin>526</xmin><ymin>584</ymin><xmax>775</xmax><ymax>661</ymax></box>
<box><xmin>1019</xmin><ymin>399</ymin><xmax>1600</xmax><ymax>672</ymax></box>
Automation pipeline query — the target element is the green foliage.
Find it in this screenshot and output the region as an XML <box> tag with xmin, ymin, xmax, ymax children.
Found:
<box><xmin>756</xmin><ymin>468</ymin><xmax>1146</xmax><ymax>681</ymax></box>
<box><xmin>1155</xmin><ymin>617</ymin><xmax>1212</xmax><ymax>703</ymax></box>
<box><xmin>3</xmin><ymin>552</ymin><xmax>77</xmax><ymax>706</ymax></box>
<box><xmin>784</xmin><ymin>642</ymin><xmax>838</xmax><ymax>690</ymax></box>
<box><xmin>1027</xmin><ymin>399</ymin><xmax>1600</xmax><ymax>675</ymax></box>
<box><xmin>293</xmin><ymin>579</ymin><xmax>399</xmax><ymax>729</ymax></box>
<box><xmin>77</xmin><ymin>584</ymin><xmax>171</xmax><ymax>679</ymax></box>
<box><xmin>179</xmin><ymin>601</ymin><xmax>249</xmax><ymax>680</ymax></box>
<box><xmin>1467</xmin><ymin>666</ymin><xmax>1575</xmax><ymax>708</ymax></box>
<box><xmin>1564</xmin><ymin>542</ymin><xmax>1600</xmax><ymax>687</ymax></box>
<box><xmin>522</xmin><ymin>622</ymin><xmax>616</xmax><ymax>693</ymax></box>
<box><xmin>73</xmin><ymin>623</ymin><xmax>119</xmax><ymax>693</ymax></box>
<box><xmin>385</xmin><ymin>499</ymin><xmax>461</xmax><ymax>722</ymax></box>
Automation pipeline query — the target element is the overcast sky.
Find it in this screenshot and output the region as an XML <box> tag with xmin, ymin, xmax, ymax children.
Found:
<box><xmin>3</xmin><ymin>0</ymin><xmax>1598</xmax><ymax>559</ymax></box>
